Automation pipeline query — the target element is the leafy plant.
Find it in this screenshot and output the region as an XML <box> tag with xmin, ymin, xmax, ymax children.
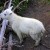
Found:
<box><xmin>12</xmin><ymin>0</ymin><xmax>29</xmax><ymax>15</ymax></box>
<box><xmin>12</xmin><ymin>0</ymin><xmax>20</xmax><ymax>7</ymax></box>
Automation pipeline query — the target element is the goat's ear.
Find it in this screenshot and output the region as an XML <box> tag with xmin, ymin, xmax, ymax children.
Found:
<box><xmin>9</xmin><ymin>13</ymin><xmax>12</xmax><ymax>15</ymax></box>
<box><xmin>9</xmin><ymin>6</ymin><xmax>13</xmax><ymax>10</ymax></box>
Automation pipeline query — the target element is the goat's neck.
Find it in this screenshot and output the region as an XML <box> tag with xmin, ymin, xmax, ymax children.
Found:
<box><xmin>8</xmin><ymin>12</ymin><xmax>22</xmax><ymax>25</ymax></box>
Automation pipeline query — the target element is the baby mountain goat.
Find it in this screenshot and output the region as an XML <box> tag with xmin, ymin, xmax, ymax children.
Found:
<box><xmin>0</xmin><ymin>7</ymin><xmax>45</xmax><ymax>46</ymax></box>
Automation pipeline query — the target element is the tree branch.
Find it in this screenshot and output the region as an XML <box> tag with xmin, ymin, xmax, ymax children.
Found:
<box><xmin>8</xmin><ymin>34</ymin><xmax>13</xmax><ymax>50</ymax></box>
<box><xmin>8</xmin><ymin>0</ymin><xmax>12</xmax><ymax>8</ymax></box>
<box><xmin>0</xmin><ymin>19</ymin><xmax>8</xmax><ymax>50</ymax></box>
<box><xmin>4</xmin><ymin>1</ymin><xmax>9</xmax><ymax>10</ymax></box>
<box><xmin>13</xmin><ymin>0</ymin><xmax>26</xmax><ymax>11</ymax></box>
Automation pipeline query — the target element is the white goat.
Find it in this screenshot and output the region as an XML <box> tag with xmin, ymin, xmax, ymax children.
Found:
<box><xmin>0</xmin><ymin>7</ymin><xmax>45</xmax><ymax>46</ymax></box>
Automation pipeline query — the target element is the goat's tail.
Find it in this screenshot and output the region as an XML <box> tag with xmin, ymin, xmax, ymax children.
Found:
<box><xmin>41</xmin><ymin>26</ymin><xmax>46</xmax><ymax>33</ymax></box>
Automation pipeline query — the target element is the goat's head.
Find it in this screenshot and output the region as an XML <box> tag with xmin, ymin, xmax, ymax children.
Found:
<box><xmin>0</xmin><ymin>6</ymin><xmax>13</xmax><ymax>19</ymax></box>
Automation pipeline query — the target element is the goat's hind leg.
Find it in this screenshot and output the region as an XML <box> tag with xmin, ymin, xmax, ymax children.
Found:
<box><xmin>34</xmin><ymin>33</ymin><xmax>43</xmax><ymax>46</ymax></box>
<box><xmin>34</xmin><ymin>38</ymin><xmax>41</xmax><ymax>46</ymax></box>
<box><xmin>30</xmin><ymin>33</ymin><xmax>41</xmax><ymax>46</ymax></box>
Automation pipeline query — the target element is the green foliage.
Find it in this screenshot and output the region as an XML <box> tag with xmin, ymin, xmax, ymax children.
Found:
<box><xmin>47</xmin><ymin>0</ymin><xmax>50</xmax><ymax>4</ymax></box>
<box><xmin>0</xmin><ymin>6</ymin><xmax>3</xmax><ymax>12</ymax></box>
<box><xmin>18</xmin><ymin>1</ymin><xmax>29</xmax><ymax>15</ymax></box>
<box><xmin>0</xmin><ymin>1</ymin><xmax>4</xmax><ymax>12</ymax></box>
<box><xmin>12</xmin><ymin>0</ymin><xmax>29</xmax><ymax>15</ymax></box>
<box><xmin>12</xmin><ymin>0</ymin><xmax>20</xmax><ymax>7</ymax></box>
<box><xmin>0</xmin><ymin>0</ymin><xmax>29</xmax><ymax>14</ymax></box>
<box><xmin>1</xmin><ymin>0</ymin><xmax>50</xmax><ymax>14</ymax></box>
<box><xmin>37</xmin><ymin>0</ymin><xmax>50</xmax><ymax>5</ymax></box>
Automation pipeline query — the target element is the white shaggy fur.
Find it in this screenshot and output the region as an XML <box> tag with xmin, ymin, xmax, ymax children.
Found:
<box><xmin>0</xmin><ymin>7</ymin><xmax>45</xmax><ymax>46</ymax></box>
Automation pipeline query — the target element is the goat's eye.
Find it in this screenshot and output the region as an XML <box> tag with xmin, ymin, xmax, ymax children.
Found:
<box><xmin>4</xmin><ymin>14</ymin><xmax>6</xmax><ymax>16</ymax></box>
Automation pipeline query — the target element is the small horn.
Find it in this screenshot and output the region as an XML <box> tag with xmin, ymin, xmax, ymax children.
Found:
<box><xmin>9</xmin><ymin>6</ymin><xmax>13</xmax><ymax>10</ymax></box>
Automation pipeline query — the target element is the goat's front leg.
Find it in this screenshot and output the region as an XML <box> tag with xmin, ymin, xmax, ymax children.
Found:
<box><xmin>12</xmin><ymin>25</ymin><xmax>23</xmax><ymax>44</ymax></box>
<box><xmin>17</xmin><ymin>31</ymin><xmax>23</xmax><ymax>43</ymax></box>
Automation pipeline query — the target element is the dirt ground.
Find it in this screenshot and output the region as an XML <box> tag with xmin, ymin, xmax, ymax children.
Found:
<box><xmin>12</xmin><ymin>1</ymin><xmax>50</xmax><ymax>50</ymax></box>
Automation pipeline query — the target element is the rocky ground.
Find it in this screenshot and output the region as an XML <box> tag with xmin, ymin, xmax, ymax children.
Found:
<box><xmin>12</xmin><ymin>1</ymin><xmax>50</xmax><ymax>50</ymax></box>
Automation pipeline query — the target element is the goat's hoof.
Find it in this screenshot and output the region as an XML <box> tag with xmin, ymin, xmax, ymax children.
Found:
<box><xmin>20</xmin><ymin>40</ymin><xmax>23</xmax><ymax>44</ymax></box>
<box><xmin>34</xmin><ymin>43</ymin><xmax>39</xmax><ymax>46</ymax></box>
